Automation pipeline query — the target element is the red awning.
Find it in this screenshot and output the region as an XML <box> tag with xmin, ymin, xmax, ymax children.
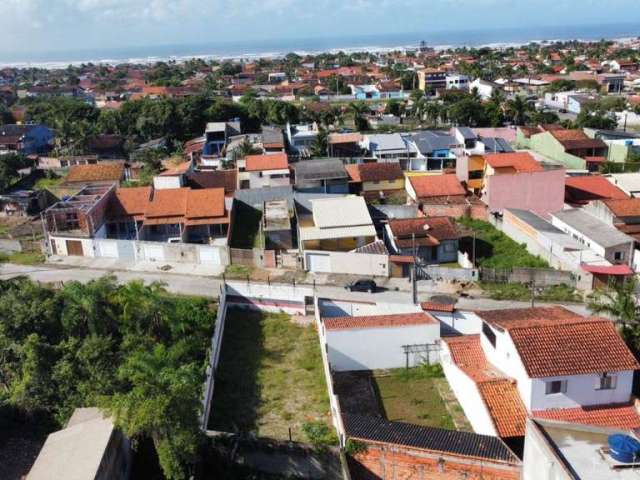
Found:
<box><xmin>581</xmin><ymin>264</ymin><xmax>634</xmax><ymax>275</ymax></box>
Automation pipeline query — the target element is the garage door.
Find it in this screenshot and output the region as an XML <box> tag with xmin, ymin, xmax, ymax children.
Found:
<box><xmin>143</xmin><ymin>244</ymin><xmax>165</xmax><ymax>262</ymax></box>
<box><xmin>306</xmin><ymin>253</ymin><xmax>331</xmax><ymax>273</ymax></box>
<box><xmin>97</xmin><ymin>240</ymin><xmax>119</xmax><ymax>258</ymax></box>
<box><xmin>199</xmin><ymin>247</ymin><xmax>221</xmax><ymax>265</ymax></box>
<box><xmin>66</xmin><ymin>240</ymin><xmax>84</xmax><ymax>256</ymax></box>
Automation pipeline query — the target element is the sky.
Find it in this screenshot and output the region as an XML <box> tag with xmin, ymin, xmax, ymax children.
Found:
<box><xmin>1</xmin><ymin>0</ymin><xmax>640</xmax><ymax>56</ymax></box>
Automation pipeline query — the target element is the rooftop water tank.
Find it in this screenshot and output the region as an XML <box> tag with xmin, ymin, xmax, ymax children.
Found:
<box><xmin>608</xmin><ymin>434</ymin><xmax>640</xmax><ymax>463</ymax></box>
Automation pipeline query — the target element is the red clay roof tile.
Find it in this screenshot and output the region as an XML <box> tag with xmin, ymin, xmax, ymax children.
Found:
<box><xmin>245</xmin><ymin>152</ymin><xmax>288</xmax><ymax>172</ymax></box>
<box><xmin>484</xmin><ymin>152</ymin><xmax>544</xmax><ymax>173</ymax></box>
<box><xmin>324</xmin><ymin>312</ymin><xmax>437</xmax><ymax>331</ymax></box>
<box><xmin>409</xmin><ymin>174</ymin><xmax>466</xmax><ymax>199</ymax></box>
<box><xmin>533</xmin><ymin>403</ymin><xmax>640</xmax><ymax>430</ymax></box>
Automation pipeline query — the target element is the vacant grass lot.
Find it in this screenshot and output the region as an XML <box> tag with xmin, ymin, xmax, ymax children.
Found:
<box><xmin>373</xmin><ymin>367</ymin><xmax>458</xmax><ymax>430</ymax></box>
<box><xmin>0</xmin><ymin>251</ymin><xmax>45</xmax><ymax>265</ymax></box>
<box><xmin>458</xmin><ymin>218</ymin><xmax>549</xmax><ymax>269</ymax></box>
<box><xmin>209</xmin><ymin>308</ymin><xmax>330</xmax><ymax>441</ymax></box>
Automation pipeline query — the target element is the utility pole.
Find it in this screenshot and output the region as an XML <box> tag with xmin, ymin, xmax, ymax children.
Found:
<box><xmin>530</xmin><ymin>279</ymin><xmax>536</xmax><ymax>308</ymax></box>
<box><xmin>412</xmin><ymin>233</ymin><xmax>418</xmax><ymax>305</ymax></box>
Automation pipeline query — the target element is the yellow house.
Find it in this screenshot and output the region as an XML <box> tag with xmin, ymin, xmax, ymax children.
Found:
<box><xmin>467</xmin><ymin>155</ymin><xmax>486</xmax><ymax>191</ymax></box>
<box><xmin>346</xmin><ymin>163</ymin><xmax>406</xmax><ymax>201</ymax></box>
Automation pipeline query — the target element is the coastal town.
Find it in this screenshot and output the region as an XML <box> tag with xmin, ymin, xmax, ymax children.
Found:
<box><xmin>5</xmin><ymin>34</ymin><xmax>640</xmax><ymax>480</ymax></box>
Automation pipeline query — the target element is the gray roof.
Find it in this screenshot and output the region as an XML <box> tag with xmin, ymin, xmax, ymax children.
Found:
<box><xmin>235</xmin><ymin>185</ymin><xmax>294</xmax><ymax>209</ymax></box>
<box><xmin>261</xmin><ymin>125</ymin><xmax>284</xmax><ymax>145</ymax></box>
<box><xmin>293</xmin><ymin>158</ymin><xmax>347</xmax><ymax>183</ymax></box>
<box><xmin>552</xmin><ymin>209</ymin><xmax>634</xmax><ymax>248</ymax></box>
<box><xmin>506</xmin><ymin>209</ymin><xmax>583</xmax><ymax>250</ymax></box>
<box><xmin>367</xmin><ymin>133</ymin><xmax>407</xmax><ymax>153</ymax></box>
<box><xmin>411</xmin><ymin>131</ymin><xmax>457</xmax><ymax>155</ymax></box>
<box><xmin>481</xmin><ymin>137</ymin><xmax>514</xmax><ymax>153</ymax></box>
<box><xmin>369</xmin><ymin>204</ymin><xmax>420</xmax><ymax>220</ymax></box>
<box><xmin>457</xmin><ymin>127</ymin><xmax>476</xmax><ymax>140</ymax></box>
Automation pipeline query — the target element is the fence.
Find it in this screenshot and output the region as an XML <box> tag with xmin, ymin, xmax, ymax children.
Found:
<box><xmin>421</xmin><ymin>265</ymin><xmax>478</xmax><ymax>282</ymax></box>
<box><xmin>480</xmin><ymin>267</ymin><xmax>576</xmax><ymax>287</ymax></box>
<box><xmin>50</xmin><ymin>235</ymin><xmax>230</xmax><ymax>267</ymax></box>
<box><xmin>315</xmin><ymin>296</ymin><xmax>347</xmax><ymax>447</ymax></box>
<box><xmin>230</xmin><ymin>248</ymin><xmax>278</xmax><ymax>268</ymax></box>
<box><xmin>225</xmin><ymin>281</ymin><xmax>314</xmax><ymax>315</ymax></box>
<box><xmin>200</xmin><ymin>284</ymin><xmax>227</xmax><ymax>430</ymax></box>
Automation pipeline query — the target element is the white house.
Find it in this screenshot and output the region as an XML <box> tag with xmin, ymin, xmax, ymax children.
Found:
<box><xmin>446</xmin><ymin>74</ymin><xmax>470</xmax><ymax>90</ymax></box>
<box><xmin>244</xmin><ymin>152</ymin><xmax>290</xmax><ymax>189</ymax></box>
<box><xmin>321</xmin><ymin>311</ymin><xmax>440</xmax><ymax>371</ymax></box>
<box><xmin>551</xmin><ymin>208</ymin><xmax>635</xmax><ymax>266</ymax></box>
<box><xmin>469</xmin><ymin>79</ymin><xmax>500</xmax><ymax>100</ymax></box>
<box><xmin>441</xmin><ymin>306</ymin><xmax>640</xmax><ymax>440</ymax></box>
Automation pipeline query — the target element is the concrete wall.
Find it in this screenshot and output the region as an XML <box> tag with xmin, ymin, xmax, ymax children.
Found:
<box><xmin>49</xmin><ymin>235</ymin><xmax>230</xmax><ymax>266</ymax></box>
<box><xmin>225</xmin><ymin>281</ymin><xmax>313</xmax><ymax>315</ymax></box>
<box><xmin>0</xmin><ymin>239</ymin><xmax>22</xmax><ymax>253</ymax></box>
<box><xmin>153</xmin><ymin>175</ymin><xmax>183</xmax><ymax>190</ymax></box>
<box><xmin>432</xmin><ymin>310</ymin><xmax>483</xmax><ymax>336</ymax></box>
<box><xmin>248</xmin><ymin>170</ymin><xmax>290</xmax><ymax>189</ymax></box>
<box><xmin>483</xmin><ymin>169</ymin><xmax>565</xmax><ymax>217</ymax></box>
<box><xmin>522</xmin><ymin>419</ymin><xmax>572</xmax><ymax>480</ymax></box>
<box><xmin>304</xmin><ymin>250</ymin><xmax>389</xmax><ymax>277</ymax></box>
<box><xmin>201</xmin><ymin>285</ymin><xmax>227</xmax><ymax>429</ymax></box>
<box><xmin>324</xmin><ymin>323</ymin><xmax>440</xmax><ymax>371</ymax></box>
<box><xmin>440</xmin><ymin>341</ymin><xmax>497</xmax><ymax>436</ymax></box>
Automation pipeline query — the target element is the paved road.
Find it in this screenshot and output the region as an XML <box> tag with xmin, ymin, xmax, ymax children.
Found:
<box><xmin>0</xmin><ymin>263</ymin><xmax>591</xmax><ymax>314</ymax></box>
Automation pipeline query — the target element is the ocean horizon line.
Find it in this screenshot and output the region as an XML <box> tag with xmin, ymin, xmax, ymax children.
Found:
<box><xmin>2</xmin><ymin>23</ymin><xmax>639</xmax><ymax>70</ymax></box>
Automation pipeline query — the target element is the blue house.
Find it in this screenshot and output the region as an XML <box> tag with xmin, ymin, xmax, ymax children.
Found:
<box><xmin>0</xmin><ymin>124</ymin><xmax>53</xmax><ymax>156</ymax></box>
<box><xmin>350</xmin><ymin>85</ymin><xmax>381</xmax><ymax>101</ymax></box>
<box><xmin>407</xmin><ymin>131</ymin><xmax>458</xmax><ymax>171</ymax></box>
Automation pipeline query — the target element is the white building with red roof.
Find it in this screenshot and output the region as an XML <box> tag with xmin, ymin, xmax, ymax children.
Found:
<box><xmin>441</xmin><ymin>306</ymin><xmax>640</xmax><ymax>442</ymax></box>
<box><xmin>318</xmin><ymin>298</ymin><xmax>440</xmax><ymax>371</ymax></box>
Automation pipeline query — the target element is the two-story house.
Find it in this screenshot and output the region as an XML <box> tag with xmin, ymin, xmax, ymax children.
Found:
<box><xmin>244</xmin><ymin>153</ymin><xmax>290</xmax><ymax>189</ymax></box>
<box><xmin>441</xmin><ymin>307</ymin><xmax>640</xmax><ymax>447</ymax></box>
<box><xmin>385</xmin><ymin>216</ymin><xmax>460</xmax><ymax>265</ymax></box>
<box><xmin>345</xmin><ymin>162</ymin><xmax>405</xmax><ymax>201</ymax></box>
<box><xmin>0</xmin><ymin>123</ymin><xmax>53</xmax><ymax>156</ymax></box>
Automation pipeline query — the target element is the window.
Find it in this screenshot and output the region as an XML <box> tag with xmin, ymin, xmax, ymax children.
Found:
<box><xmin>482</xmin><ymin>322</ymin><xmax>496</xmax><ymax>348</ymax></box>
<box><xmin>614</xmin><ymin>251</ymin><xmax>625</xmax><ymax>261</ymax></box>
<box><xmin>597</xmin><ymin>373</ymin><xmax>617</xmax><ymax>390</ymax></box>
<box><xmin>469</xmin><ymin>170</ymin><xmax>484</xmax><ymax>180</ymax></box>
<box><xmin>545</xmin><ymin>380</ymin><xmax>567</xmax><ymax>395</ymax></box>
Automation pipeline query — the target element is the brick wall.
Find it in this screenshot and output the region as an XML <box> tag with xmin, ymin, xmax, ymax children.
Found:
<box><xmin>349</xmin><ymin>443</ymin><xmax>520</xmax><ymax>480</ymax></box>
<box><xmin>421</xmin><ymin>203</ymin><xmax>488</xmax><ymax>221</ymax></box>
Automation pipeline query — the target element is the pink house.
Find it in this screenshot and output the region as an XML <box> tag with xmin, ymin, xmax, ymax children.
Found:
<box><xmin>481</xmin><ymin>152</ymin><xmax>565</xmax><ymax>219</ymax></box>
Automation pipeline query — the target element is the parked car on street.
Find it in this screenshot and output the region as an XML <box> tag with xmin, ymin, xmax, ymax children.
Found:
<box><xmin>345</xmin><ymin>279</ymin><xmax>377</xmax><ymax>293</ymax></box>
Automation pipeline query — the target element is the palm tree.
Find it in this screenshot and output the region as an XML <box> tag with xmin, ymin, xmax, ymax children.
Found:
<box><xmin>505</xmin><ymin>95</ymin><xmax>533</xmax><ymax>126</ymax></box>
<box><xmin>424</xmin><ymin>102</ymin><xmax>441</xmax><ymax>127</ymax></box>
<box><xmin>589</xmin><ymin>278</ymin><xmax>639</xmax><ymax>351</ymax></box>
<box><xmin>311</xmin><ymin>129</ymin><xmax>328</xmax><ymax>157</ymax></box>
<box><xmin>349</xmin><ymin>101</ymin><xmax>369</xmax><ymax>131</ymax></box>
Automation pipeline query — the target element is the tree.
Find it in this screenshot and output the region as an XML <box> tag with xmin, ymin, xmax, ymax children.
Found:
<box><xmin>575</xmin><ymin>104</ymin><xmax>617</xmax><ymax>130</ymax></box>
<box><xmin>104</xmin><ymin>342</ymin><xmax>203</xmax><ymax>480</ymax></box>
<box><xmin>385</xmin><ymin>100</ymin><xmax>402</xmax><ymax>117</ymax></box>
<box><xmin>448</xmin><ymin>97</ymin><xmax>486</xmax><ymax>127</ymax></box>
<box><xmin>589</xmin><ymin>278</ymin><xmax>640</xmax><ymax>352</ymax></box>
<box><xmin>505</xmin><ymin>96</ymin><xmax>533</xmax><ymax>126</ymax></box>
<box><xmin>349</xmin><ymin>101</ymin><xmax>369</xmax><ymax>131</ymax></box>
<box><xmin>311</xmin><ymin>129</ymin><xmax>328</xmax><ymax>157</ymax></box>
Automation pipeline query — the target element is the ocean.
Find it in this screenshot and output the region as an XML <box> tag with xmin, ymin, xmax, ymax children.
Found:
<box><xmin>2</xmin><ymin>23</ymin><xmax>640</xmax><ymax>69</ymax></box>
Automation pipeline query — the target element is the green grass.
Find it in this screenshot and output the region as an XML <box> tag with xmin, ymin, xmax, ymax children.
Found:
<box><xmin>209</xmin><ymin>308</ymin><xmax>330</xmax><ymax>441</ymax></box>
<box><xmin>0</xmin><ymin>251</ymin><xmax>45</xmax><ymax>265</ymax></box>
<box><xmin>230</xmin><ymin>203</ymin><xmax>263</xmax><ymax>249</ymax></box>
<box><xmin>373</xmin><ymin>366</ymin><xmax>456</xmax><ymax>429</ymax></box>
<box><xmin>480</xmin><ymin>282</ymin><xmax>583</xmax><ymax>302</ymax></box>
<box><xmin>35</xmin><ymin>177</ymin><xmax>63</xmax><ymax>190</ymax></box>
<box><xmin>457</xmin><ymin>218</ymin><xmax>549</xmax><ymax>269</ymax></box>
<box><xmin>224</xmin><ymin>264</ymin><xmax>253</xmax><ymax>279</ymax></box>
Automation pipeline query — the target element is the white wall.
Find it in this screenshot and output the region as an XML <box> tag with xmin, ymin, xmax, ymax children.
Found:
<box><xmin>432</xmin><ymin>310</ymin><xmax>483</xmax><ymax>335</ymax></box>
<box><xmin>225</xmin><ymin>281</ymin><xmax>313</xmax><ymax>315</ymax></box>
<box><xmin>523</xmin><ymin>419</ymin><xmax>572</xmax><ymax>480</ymax></box>
<box><xmin>305</xmin><ymin>250</ymin><xmax>389</xmax><ymax>277</ymax></box>
<box><xmin>480</xmin><ymin>323</ymin><xmax>534</xmax><ymax>410</ymax></box>
<box><xmin>325</xmin><ymin>323</ymin><xmax>440</xmax><ymax>371</ymax></box>
<box><xmin>153</xmin><ymin>175</ymin><xmax>183</xmax><ymax>190</ymax></box>
<box><xmin>530</xmin><ymin>370</ymin><xmax>634</xmax><ymax>411</ymax></box>
<box><xmin>440</xmin><ymin>341</ymin><xmax>498</xmax><ymax>436</ymax></box>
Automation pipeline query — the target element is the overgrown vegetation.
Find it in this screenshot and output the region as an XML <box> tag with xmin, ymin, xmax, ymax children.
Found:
<box><xmin>209</xmin><ymin>308</ymin><xmax>330</xmax><ymax>440</ymax></box>
<box><xmin>373</xmin><ymin>366</ymin><xmax>457</xmax><ymax>430</ymax></box>
<box><xmin>0</xmin><ymin>251</ymin><xmax>45</xmax><ymax>265</ymax></box>
<box><xmin>457</xmin><ymin>218</ymin><xmax>549</xmax><ymax>268</ymax></box>
<box><xmin>480</xmin><ymin>282</ymin><xmax>583</xmax><ymax>302</ymax></box>
<box><xmin>0</xmin><ymin>276</ymin><xmax>215</xmax><ymax>480</ymax></box>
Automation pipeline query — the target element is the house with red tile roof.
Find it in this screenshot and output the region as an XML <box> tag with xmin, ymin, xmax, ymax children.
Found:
<box><xmin>406</xmin><ymin>174</ymin><xmax>466</xmax><ymax>204</ymax></box>
<box><xmin>385</xmin><ymin>217</ymin><xmax>460</xmax><ymax>265</ymax></box>
<box><xmin>527</xmin><ymin>127</ymin><xmax>608</xmax><ymax>171</ymax></box>
<box><xmin>480</xmin><ymin>152</ymin><xmax>565</xmax><ymax>218</ymax></box>
<box><xmin>442</xmin><ymin>306</ymin><xmax>640</xmax><ymax>443</ymax></box>
<box><xmin>244</xmin><ymin>152</ymin><xmax>290</xmax><ymax>189</ymax></box>
<box><xmin>346</xmin><ymin>162</ymin><xmax>405</xmax><ymax>201</ymax></box>
<box><xmin>319</xmin><ymin>302</ymin><xmax>440</xmax><ymax>371</ymax></box>
<box><xmin>565</xmin><ymin>175</ymin><xmax>628</xmax><ymax>206</ymax></box>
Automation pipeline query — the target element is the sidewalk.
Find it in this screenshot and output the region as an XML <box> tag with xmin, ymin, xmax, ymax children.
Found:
<box><xmin>47</xmin><ymin>255</ymin><xmax>226</xmax><ymax>277</ymax></box>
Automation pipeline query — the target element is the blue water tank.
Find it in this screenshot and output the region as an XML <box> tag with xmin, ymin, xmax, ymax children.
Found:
<box><xmin>608</xmin><ymin>434</ymin><xmax>640</xmax><ymax>463</ymax></box>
